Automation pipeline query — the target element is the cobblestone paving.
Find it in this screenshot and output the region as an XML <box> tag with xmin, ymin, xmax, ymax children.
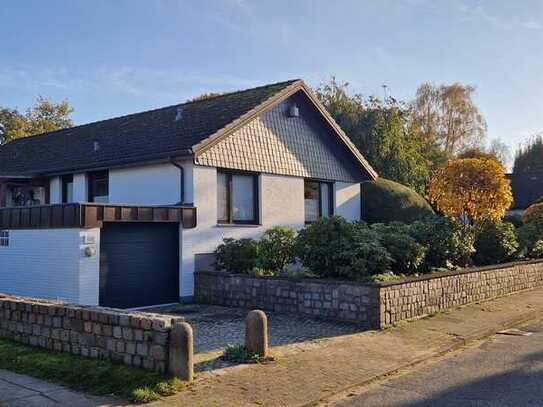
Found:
<box><xmin>160</xmin><ymin>304</ymin><xmax>364</xmax><ymax>353</ymax></box>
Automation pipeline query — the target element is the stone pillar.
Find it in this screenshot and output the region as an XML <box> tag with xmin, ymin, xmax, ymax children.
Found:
<box><xmin>245</xmin><ymin>310</ymin><xmax>268</xmax><ymax>357</ymax></box>
<box><xmin>168</xmin><ymin>321</ymin><xmax>193</xmax><ymax>381</ymax></box>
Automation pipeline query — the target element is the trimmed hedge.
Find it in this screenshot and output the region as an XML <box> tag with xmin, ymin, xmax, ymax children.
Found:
<box><xmin>361</xmin><ymin>178</ymin><xmax>434</xmax><ymax>224</ymax></box>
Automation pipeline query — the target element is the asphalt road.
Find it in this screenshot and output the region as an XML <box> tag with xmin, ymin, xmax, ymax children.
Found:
<box><xmin>332</xmin><ymin>321</ymin><xmax>543</xmax><ymax>407</ymax></box>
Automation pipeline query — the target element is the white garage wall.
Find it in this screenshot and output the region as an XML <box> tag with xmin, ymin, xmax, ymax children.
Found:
<box><xmin>0</xmin><ymin>229</ymin><xmax>79</xmax><ymax>303</ymax></box>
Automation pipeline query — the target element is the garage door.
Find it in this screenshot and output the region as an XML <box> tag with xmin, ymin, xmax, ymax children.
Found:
<box><xmin>99</xmin><ymin>223</ymin><xmax>179</xmax><ymax>308</ymax></box>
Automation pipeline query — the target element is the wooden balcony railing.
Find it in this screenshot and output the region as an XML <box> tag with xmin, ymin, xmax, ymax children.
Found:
<box><xmin>0</xmin><ymin>203</ymin><xmax>197</xmax><ymax>230</ymax></box>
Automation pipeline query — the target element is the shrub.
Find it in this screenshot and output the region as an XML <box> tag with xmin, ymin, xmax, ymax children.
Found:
<box><xmin>503</xmin><ymin>213</ymin><xmax>523</xmax><ymax>228</ymax></box>
<box><xmin>518</xmin><ymin>203</ymin><xmax>543</xmax><ymax>254</ymax></box>
<box><xmin>473</xmin><ymin>221</ymin><xmax>519</xmax><ymax>266</ymax></box>
<box><xmin>523</xmin><ymin>202</ymin><xmax>543</xmax><ymax>226</ymax></box>
<box><xmin>295</xmin><ymin>217</ymin><xmax>391</xmax><ymax>279</ymax></box>
<box><xmin>361</xmin><ymin>178</ymin><xmax>434</xmax><ymax>224</ymax></box>
<box><xmin>215</xmin><ymin>238</ymin><xmax>258</xmax><ymax>274</ymax></box>
<box><xmin>531</xmin><ymin>240</ymin><xmax>543</xmax><ymax>258</ymax></box>
<box><xmin>410</xmin><ymin>217</ymin><xmax>475</xmax><ymax>270</ymax></box>
<box><xmin>370</xmin><ymin>223</ymin><xmax>427</xmax><ymax>274</ymax></box>
<box><xmin>346</xmin><ymin>224</ymin><xmax>393</xmax><ymax>278</ymax></box>
<box><xmin>257</xmin><ymin>227</ymin><xmax>296</xmax><ymax>272</ymax></box>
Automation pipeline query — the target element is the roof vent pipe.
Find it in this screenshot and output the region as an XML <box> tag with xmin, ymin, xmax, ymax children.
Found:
<box><xmin>289</xmin><ymin>104</ymin><xmax>299</xmax><ymax>117</ymax></box>
<box><xmin>93</xmin><ymin>141</ymin><xmax>100</xmax><ymax>152</ymax></box>
<box><xmin>175</xmin><ymin>107</ymin><xmax>183</xmax><ymax>122</ymax></box>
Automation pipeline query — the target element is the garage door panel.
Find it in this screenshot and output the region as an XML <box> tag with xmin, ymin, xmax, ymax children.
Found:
<box><xmin>99</xmin><ymin>223</ymin><xmax>179</xmax><ymax>308</ymax></box>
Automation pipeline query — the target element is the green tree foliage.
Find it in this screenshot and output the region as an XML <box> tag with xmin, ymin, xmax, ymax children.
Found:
<box><xmin>361</xmin><ymin>178</ymin><xmax>434</xmax><ymax>224</ymax></box>
<box><xmin>315</xmin><ymin>78</ymin><xmax>438</xmax><ymax>193</ymax></box>
<box><xmin>0</xmin><ymin>96</ymin><xmax>74</xmax><ymax>144</ymax></box>
<box><xmin>513</xmin><ymin>135</ymin><xmax>543</xmax><ymax>174</ymax></box>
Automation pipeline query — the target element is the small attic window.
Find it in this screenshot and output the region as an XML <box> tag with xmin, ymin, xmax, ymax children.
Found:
<box><xmin>289</xmin><ymin>104</ymin><xmax>299</xmax><ymax>117</ymax></box>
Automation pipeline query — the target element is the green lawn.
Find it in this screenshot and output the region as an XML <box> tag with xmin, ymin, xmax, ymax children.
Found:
<box><xmin>0</xmin><ymin>339</ymin><xmax>185</xmax><ymax>403</ymax></box>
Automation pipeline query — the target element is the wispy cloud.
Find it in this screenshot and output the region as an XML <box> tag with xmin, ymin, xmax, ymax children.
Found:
<box><xmin>0</xmin><ymin>65</ymin><xmax>263</xmax><ymax>104</ymax></box>
<box><xmin>458</xmin><ymin>3</ymin><xmax>542</xmax><ymax>31</ymax></box>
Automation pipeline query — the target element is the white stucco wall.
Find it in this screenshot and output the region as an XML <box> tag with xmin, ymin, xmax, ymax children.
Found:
<box><xmin>335</xmin><ymin>182</ymin><xmax>361</xmax><ymax>222</ymax></box>
<box><xmin>109</xmin><ymin>163</ymin><xmax>182</xmax><ymax>205</ymax></box>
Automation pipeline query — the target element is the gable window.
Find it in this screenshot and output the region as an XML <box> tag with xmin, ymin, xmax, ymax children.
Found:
<box><xmin>217</xmin><ymin>170</ymin><xmax>259</xmax><ymax>224</ymax></box>
<box><xmin>0</xmin><ymin>231</ymin><xmax>9</xmax><ymax>247</ymax></box>
<box><xmin>88</xmin><ymin>171</ymin><xmax>109</xmax><ymax>203</ymax></box>
<box><xmin>62</xmin><ymin>175</ymin><xmax>74</xmax><ymax>203</ymax></box>
<box><xmin>304</xmin><ymin>180</ymin><xmax>333</xmax><ymax>223</ymax></box>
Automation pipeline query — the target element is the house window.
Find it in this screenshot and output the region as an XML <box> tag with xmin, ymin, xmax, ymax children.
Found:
<box><xmin>217</xmin><ymin>170</ymin><xmax>259</xmax><ymax>224</ymax></box>
<box><xmin>62</xmin><ymin>175</ymin><xmax>74</xmax><ymax>203</ymax></box>
<box><xmin>0</xmin><ymin>231</ymin><xmax>9</xmax><ymax>247</ymax></box>
<box><xmin>88</xmin><ymin>171</ymin><xmax>109</xmax><ymax>203</ymax></box>
<box><xmin>304</xmin><ymin>180</ymin><xmax>333</xmax><ymax>223</ymax></box>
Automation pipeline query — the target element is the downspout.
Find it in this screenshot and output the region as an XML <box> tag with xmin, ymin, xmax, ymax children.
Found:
<box><xmin>169</xmin><ymin>158</ymin><xmax>184</xmax><ymax>204</ymax></box>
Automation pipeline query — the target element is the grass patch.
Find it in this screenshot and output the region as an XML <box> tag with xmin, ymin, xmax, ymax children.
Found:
<box><xmin>0</xmin><ymin>339</ymin><xmax>185</xmax><ymax>403</ymax></box>
<box><xmin>222</xmin><ymin>344</ymin><xmax>260</xmax><ymax>363</ymax></box>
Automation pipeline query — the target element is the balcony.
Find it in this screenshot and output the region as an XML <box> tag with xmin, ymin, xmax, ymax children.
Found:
<box><xmin>0</xmin><ymin>202</ymin><xmax>197</xmax><ymax>230</ymax></box>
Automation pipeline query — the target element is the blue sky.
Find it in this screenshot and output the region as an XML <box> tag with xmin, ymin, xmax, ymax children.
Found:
<box><xmin>1</xmin><ymin>0</ymin><xmax>542</xmax><ymax>159</ymax></box>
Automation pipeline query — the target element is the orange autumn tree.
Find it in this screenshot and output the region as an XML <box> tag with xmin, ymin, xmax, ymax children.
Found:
<box><xmin>428</xmin><ymin>158</ymin><xmax>513</xmax><ymax>223</ymax></box>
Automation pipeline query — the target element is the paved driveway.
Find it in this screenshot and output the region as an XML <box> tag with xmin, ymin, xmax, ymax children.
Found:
<box><xmin>160</xmin><ymin>304</ymin><xmax>363</xmax><ymax>353</ymax></box>
<box><xmin>333</xmin><ymin>321</ymin><xmax>543</xmax><ymax>407</ymax></box>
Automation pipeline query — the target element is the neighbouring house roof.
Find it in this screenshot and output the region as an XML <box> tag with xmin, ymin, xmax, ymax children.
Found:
<box><xmin>0</xmin><ymin>79</ymin><xmax>377</xmax><ymax>179</ymax></box>
<box><xmin>508</xmin><ymin>171</ymin><xmax>543</xmax><ymax>210</ymax></box>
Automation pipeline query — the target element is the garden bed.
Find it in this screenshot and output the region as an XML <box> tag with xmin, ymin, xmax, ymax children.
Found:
<box><xmin>195</xmin><ymin>259</ymin><xmax>543</xmax><ymax>328</ymax></box>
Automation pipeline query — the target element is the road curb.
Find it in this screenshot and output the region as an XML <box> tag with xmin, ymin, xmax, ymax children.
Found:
<box><xmin>306</xmin><ymin>308</ymin><xmax>543</xmax><ymax>407</ymax></box>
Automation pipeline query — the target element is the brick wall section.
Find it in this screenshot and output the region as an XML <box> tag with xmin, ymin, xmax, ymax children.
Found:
<box><xmin>195</xmin><ymin>271</ymin><xmax>380</xmax><ymax>328</ymax></box>
<box><xmin>379</xmin><ymin>260</ymin><xmax>543</xmax><ymax>327</ymax></box>
<box><xmin>196</xmin><ymin>260</ymin><xmax>543</xmax><ymax>329</ymax></box>
<box><xmin>0</xmin><ymin>294</ymin><xmax>184</xmax><ymax>373</ymax></box>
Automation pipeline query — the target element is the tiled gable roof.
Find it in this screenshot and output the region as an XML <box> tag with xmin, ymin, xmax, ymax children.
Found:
<box><xmin>0</xmin><ymin>80</ymin><xmax>299</xmax><ymax>176</ymax></box>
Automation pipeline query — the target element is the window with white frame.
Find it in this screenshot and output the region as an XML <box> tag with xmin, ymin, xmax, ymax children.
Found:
<box><xmin>0</xmin><ymin>231</ymin><xmax>9</xmax><ymax>247</ymax></box>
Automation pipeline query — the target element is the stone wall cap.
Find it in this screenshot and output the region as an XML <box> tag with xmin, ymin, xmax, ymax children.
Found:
<box><xmin>373</xmin><ymin>259</ymin><xmax>543</xmax><ymax>288</ymax></box>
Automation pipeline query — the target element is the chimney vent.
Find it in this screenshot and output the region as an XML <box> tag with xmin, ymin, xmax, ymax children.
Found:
<box><xmin>93</xmin><ymin>141</ymin><xmax>100</xmax><ymax>152</ymax></box>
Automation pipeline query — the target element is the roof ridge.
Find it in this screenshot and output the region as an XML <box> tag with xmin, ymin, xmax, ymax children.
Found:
<box><xmin>1</xmin><ymin>78</ymin><xmax>302</xmax><ymax>147</ymax></box>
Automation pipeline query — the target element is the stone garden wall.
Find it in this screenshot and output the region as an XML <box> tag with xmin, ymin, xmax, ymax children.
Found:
<box><xmin>379</xmin><ymin>260</ymin><xmax>543</xmax><ymax>326</ymax></box>
<box><xmin>195</xmin><ymin>271</ymin><xmax>380</xmax><ymax>328</ymax></box>
<box><xmin>0</xmin><ymin>294</ymin><xmax>184</xmax><ymax>373</ymax></box>
<box><xmin>195</xmin><ymin>260</ymin><xmax>543</xmax><ymax>329</ymax></box>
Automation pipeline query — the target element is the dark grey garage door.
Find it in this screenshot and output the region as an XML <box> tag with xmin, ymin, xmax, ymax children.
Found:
<box><xmin>99</xmin><ymin>223</ymin><xmax>179</xmax><ymax>308</ymax></box>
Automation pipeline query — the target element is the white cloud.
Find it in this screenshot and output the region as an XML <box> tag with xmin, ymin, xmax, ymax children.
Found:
<box><xmin>458</xmin><ymin>3</ymin><xmax>542</xmax><ymax>31</ymax></box>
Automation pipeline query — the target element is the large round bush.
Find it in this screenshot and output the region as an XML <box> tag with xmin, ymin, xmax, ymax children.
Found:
<box><xmin>295</xmin><ymin>216</ymin><xmax>391</xmax><ymax>279</ymax></box>
<box><xmin>361</xmin><ymin>178</ymin><xmax>434</xmax><ymax>224</ymax></box>
<box><xmin>473</xmin><ymin>221</ymin><xmax>519</xmax><ymax>266</ymax></box>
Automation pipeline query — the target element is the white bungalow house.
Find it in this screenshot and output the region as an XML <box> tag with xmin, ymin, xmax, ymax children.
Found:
<box><xmin>0</xmin><ymin>79</ymin><xmax>377</xmax><ymax>308</ymax></box>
